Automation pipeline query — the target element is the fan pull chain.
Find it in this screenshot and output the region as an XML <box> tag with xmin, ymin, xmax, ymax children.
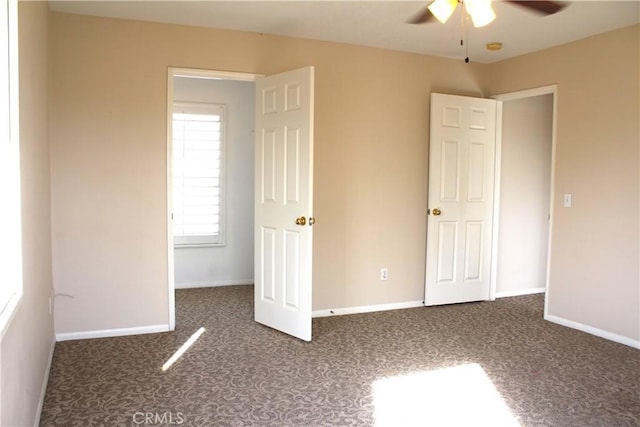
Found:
<box><xmin>460</xmin><ymin>2</ymin><xmax>464</xmax><ymax>47</ymax></box>
<box><xmin>465</xmin><ymin>23</ymin><xmax>470</xmax><ymax>63</ymax></box>
<box><xmin>460</xmin><ymin>3</ymin><xmax>470</xmax><ymax>63</ymax></box>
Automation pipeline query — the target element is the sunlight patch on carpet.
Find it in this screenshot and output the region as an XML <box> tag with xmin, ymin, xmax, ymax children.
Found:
<box><xmin>373</xmin><ymin>363</ymin><xmax>521</xmax><ymax>427</ymax></box>
<box><xmin>162</xmin><ymin>327</ymin><xmax>206</xmax><ymax>371</ymax></box>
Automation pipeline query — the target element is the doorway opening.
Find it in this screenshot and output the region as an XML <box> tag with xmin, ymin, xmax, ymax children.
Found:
<box><xmin>167</xmin><ymin>66</ymin><xmax>316</xmax><ymax>341</ymax></box>
<box><xmin>492</xmin><ymin>86</ymin><xmax>557</xmax><ymax>314</ymax></box>
<box><xmin>166</xmin><ymin>68</ymin><xmax>260</xmax><ymax>330</ymax></box>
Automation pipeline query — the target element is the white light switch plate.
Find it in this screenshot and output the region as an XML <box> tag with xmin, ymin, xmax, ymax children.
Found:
<box><xmin>563</xmin><ymin>193</ymin><xmax>572</xmax><ymax>208</ymax></box>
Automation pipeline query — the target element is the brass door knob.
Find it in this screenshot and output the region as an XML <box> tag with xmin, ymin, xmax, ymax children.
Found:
<box><xmin>295</xmin><ymin>216</ymin><xmax>307</xmax><ymax>226</ymax></box>
<box><xmin>432</xmin><ymin>208</ymin><xmax>442</xmax><ymax>216</ymax></box>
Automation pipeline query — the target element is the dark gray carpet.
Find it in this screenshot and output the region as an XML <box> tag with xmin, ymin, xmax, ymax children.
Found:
<box><xmin>40</xmin><ymin>286</ymin><xmax>639</xmax><ymax>426</ymax></box>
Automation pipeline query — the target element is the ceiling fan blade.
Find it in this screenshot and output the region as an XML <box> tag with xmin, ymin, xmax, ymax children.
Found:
<box><xmin>505</xmin><ymin>1</ymin><xmax>568</xmax><ymax>16</ymax></box>
<box><xmin>407</xmin><ymin>7</ymin><xmax>436</xmax><ymax>24</ymax></box>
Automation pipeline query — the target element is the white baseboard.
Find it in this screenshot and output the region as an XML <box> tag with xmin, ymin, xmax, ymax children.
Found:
<box><xmin>545</xmin><ymin>314</ymin><xmax>640</xmax><ymax>349</ymax></box>
<box><xmin>56</xmin><ymin>324</ymin><xmax>170</xmax><ymax>342</ymax></box>
<box><xmin>495</xmin><ymin>287</ymin><xmax>546</xmax><ymax>298</ymax></box>
<box><xmin>175</xmin><ymin>280</ymin><xmax>253</xmax><ymax>290</ymax></box>
<box><xmin>313</xmin><ymin>300</ymin><xmax>424</xmax><ymax>318</ymax></box>
<box><xmin>33</xmin><ymin>335</ymin><xmax>56</xmax><ymax>427</ymax></box>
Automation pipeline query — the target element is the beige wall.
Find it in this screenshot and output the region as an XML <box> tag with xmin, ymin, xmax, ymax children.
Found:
<box><xmin>1</xmin><ymin>1</ymin><xmax>55</xmax><ymax>425</ymax></box>
<box><xmin>48</xmin><ymin>12</ymin><xmax>639</xmax><ymax>345</ymax></box>
<box><xmin>49</xmin><ymin>11</ymin><xmax>485</xmax><ymax>335</ymax></box>
<box><xmin>487</xmin><ymin>25</ymin><xmax>640</xmax><ymax>343</ymax></box>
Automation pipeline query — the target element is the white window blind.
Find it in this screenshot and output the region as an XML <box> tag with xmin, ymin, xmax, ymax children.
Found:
<box><xmin>172</xmin><ymin>102</ymin><xmax>226</xmax><ymax>246</ymax></box>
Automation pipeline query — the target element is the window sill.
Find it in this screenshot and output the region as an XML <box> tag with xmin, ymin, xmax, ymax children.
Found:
<box><xmin>174</xmin><ymin>243</ymin><xmax>225</xmax><ymax>249</ymax></box>
<box><xmin>0</xmin><ymin>291</ymin><xmax>23</xmax><ymax>341</ymax></box>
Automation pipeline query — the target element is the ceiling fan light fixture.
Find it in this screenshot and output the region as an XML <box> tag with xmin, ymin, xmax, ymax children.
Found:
<box><xmin>428</xmin><ymin>0</ymin><xmax>458</xmax><ymax>24</ymax></box>
<box><xmin>465</xmin><ymin>0</ymin><xmax>496</xmax><ymax>27</ymax></box>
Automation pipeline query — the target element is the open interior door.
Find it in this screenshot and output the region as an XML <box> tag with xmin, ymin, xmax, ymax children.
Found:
<box><xmin>425</xmin><ymin>93</ymin><xmax>497</xmax><ymax>306</ymax></box>
<box><xmin>254</xmin><ymin>67</ymin><xmax>314</xmax><ymax>341</ymax></box>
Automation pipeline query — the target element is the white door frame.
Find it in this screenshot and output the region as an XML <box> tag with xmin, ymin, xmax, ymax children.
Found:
<box><xmin>490</xmin><ymin>85</ymin><xmax>558</xmax><ymax>314</ymax></box>
<box><xmin>166</xmin><ymin>67</ymin><xmax>263</xmax><ymax>330</ymax></box>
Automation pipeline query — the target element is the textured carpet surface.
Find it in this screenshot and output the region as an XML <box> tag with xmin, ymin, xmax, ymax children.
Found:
<box><xmin>40</xmin><ymin>286</ymin><xmax>639</xmax><ymax>426</ymax></box>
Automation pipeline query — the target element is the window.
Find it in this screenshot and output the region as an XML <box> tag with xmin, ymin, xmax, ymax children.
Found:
<box><xmin>0</xmin><ymin>0</ymin><xmax>22</xmax><ymax>336</ymax></box>
<box><xmin>172</xmin><ymin>102</ymin><xmax>226</xmax><ymax>246</ymax></box>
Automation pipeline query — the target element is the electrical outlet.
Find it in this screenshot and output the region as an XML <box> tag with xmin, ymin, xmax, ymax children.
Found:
<box><xmin>380</xmin><ymin>268</ymin><xmax>389</xmax><ymax>281</ymax></box>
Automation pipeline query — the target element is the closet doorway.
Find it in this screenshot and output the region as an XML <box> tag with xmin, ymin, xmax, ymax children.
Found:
<box><xmin>493</xmin><ymin>86</ymin><xmax>556</xmax><ymax>304</ymax></box>
<box><xmin>166</xmin><ymin>68</ymin><xmax>259</xmax><ymax>329</ymax></box>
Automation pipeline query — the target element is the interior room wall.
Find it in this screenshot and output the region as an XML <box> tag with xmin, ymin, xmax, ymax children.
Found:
<box><xmin>48</xmin><ymin>11</ymin><xmax>485</xmax><ymax>336</ymax></box>
<box><xmin>172</xmin><ymin>77</ymin><xmax>255</xmax><ymax>288</ymax></box>
<box><xmin>0</xmin><ymin>1</ymin><xmax>55</xmax><ymax>425</ymax></box>
<box><xmin>496</xmin><ymin>94</ymin><xmax>553</xmax><ymax>296</ymax></box>
<box><xmin>47</xmin><ymin>10</ymin><xmax>639</xmax><ymax>347</ymax></box>
<box><xmin>487</xmin><ymin>24</ymin><xmax>640</xmax><ymax>345</ymax></box>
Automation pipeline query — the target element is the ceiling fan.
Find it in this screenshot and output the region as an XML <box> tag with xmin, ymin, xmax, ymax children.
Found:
<box><xmin>409</xmin><ymin>0</ymin><xmax>567</xmax><ymax>28</ymax></box>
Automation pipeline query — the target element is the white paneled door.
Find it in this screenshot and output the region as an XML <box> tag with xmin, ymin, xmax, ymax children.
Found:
<box><xmin>425</xmin><ymin>93</ymin><xmax>497</xmax><ymax>306</ymax></box>
<box><xmin>254</xmin><ymin>67</ymin><xmax>314</xmax><ymax>341</ymax></box>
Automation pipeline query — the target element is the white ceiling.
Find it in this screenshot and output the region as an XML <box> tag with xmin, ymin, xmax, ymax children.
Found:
<box><xmin>49</xmin><ymin>1</ymin><xmax>640</xmax><ymax>63</ymax></box>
